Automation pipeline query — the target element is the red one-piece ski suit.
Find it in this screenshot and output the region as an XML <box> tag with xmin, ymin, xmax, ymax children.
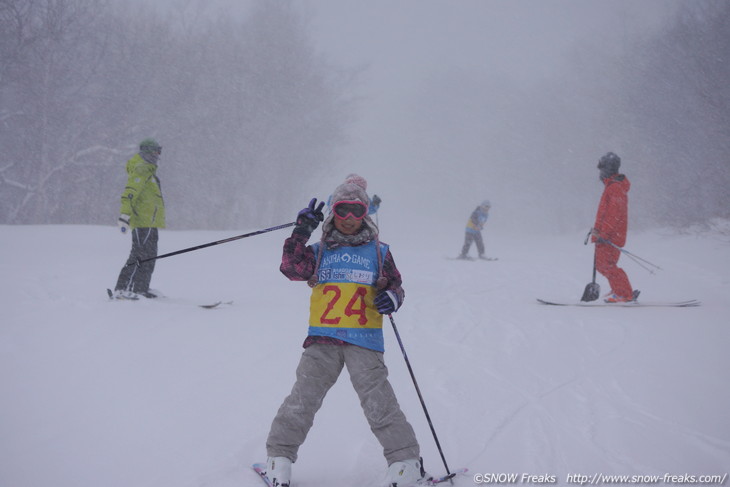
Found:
<box><xmin>592</xmin><ymin>174</ymin><xmax>633</xmax><ymax>298</ymax></box>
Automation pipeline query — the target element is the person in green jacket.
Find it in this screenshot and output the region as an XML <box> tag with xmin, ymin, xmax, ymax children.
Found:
<box><xmin>112</xmin><ymin>138</ymin><xmax>165</xmax><ymax>299</ymax></box>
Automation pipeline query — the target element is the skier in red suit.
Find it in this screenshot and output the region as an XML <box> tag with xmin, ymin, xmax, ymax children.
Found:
<box><xmin>591</xmin><ymin>152</ymin><xmax>636</xmax><ymax>302</ymax></box>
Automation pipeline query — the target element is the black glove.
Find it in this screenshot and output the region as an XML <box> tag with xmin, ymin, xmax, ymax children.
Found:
<box><xmin>372</xmin><ymin>194</ymin><xmax>382</xmax><ymax>206</ymax></box>
<box><xmin>375</xmin><ymin>290</ymin><xmax>399</xmax><ymax>315</ymax></box>
<box><xmin>294</xmin><ymin>198</ymin><xmax>325</xmax><ymax>237</ymax></box>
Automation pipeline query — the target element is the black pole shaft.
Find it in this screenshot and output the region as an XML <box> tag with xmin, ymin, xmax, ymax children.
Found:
<box><xmin>592</xmin><ymin>249</ymin><xmax>597</xmax><ymax>283</ymax></box>
<box><xmin>388</xmin><ymin>314</ymin><xmax>452</xmax><ymax>477</ymax></box>
<box><xmin>128</xmin><ymin>222</ymin><xmax>295</xmax><ymax>267</ymax></box>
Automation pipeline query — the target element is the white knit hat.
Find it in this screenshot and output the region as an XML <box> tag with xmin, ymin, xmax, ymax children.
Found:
<box><xmin>330</xmin><ymin>174</ymin><xmax>369</xmax><ymax>206</ymax></box>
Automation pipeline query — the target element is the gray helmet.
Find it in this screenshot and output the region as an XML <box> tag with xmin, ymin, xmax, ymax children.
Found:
<box><xmin>139</xmin><ymin>138</ymin><xmax>161</xmax><ymax>154</ymax></box>
<box><xmin>598</xmin><ymin>152</ymin><xmax>620</xmax><ymax>179</ymax></box>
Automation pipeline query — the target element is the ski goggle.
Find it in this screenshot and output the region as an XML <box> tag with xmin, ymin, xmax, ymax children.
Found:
<box><xmin>333</xmin><ymin>200</ymin><xmax>368</xmax><ymax>220</ymax></box>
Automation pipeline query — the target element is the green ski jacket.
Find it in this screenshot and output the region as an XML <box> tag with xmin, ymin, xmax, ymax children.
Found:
<box><xmin>120</xmin><ymin>154</ymin><xmax>165</xmax><ymax>228</ymax></box>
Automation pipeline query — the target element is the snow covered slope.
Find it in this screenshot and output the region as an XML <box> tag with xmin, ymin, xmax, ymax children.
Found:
<box><xmin>1</xmin><ymin>223</ymin><xmax>728</xmax><ymax>487</ymax></box>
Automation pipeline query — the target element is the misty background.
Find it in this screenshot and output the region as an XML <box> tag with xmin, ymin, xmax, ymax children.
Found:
<box><xmin>2</xmin><ymin>0</ymin><xmax>729</xmax><ymax>236</ymax></box>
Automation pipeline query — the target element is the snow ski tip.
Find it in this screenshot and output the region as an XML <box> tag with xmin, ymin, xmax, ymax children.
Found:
<box><xmin>252</xmin><ymin>463</ymin><xmax>274</xmax><ymax>487</ymax></box>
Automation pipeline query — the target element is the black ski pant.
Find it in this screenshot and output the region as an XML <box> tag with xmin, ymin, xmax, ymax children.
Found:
<box><xmin>461</xmin><ymin>230</ymin><xmax>484</xmax><ymax>257</ymax></box>
<box><xmin>115</xmin><ymin>227</ymin><xmax>158</xmax><ymax>294</ymax></box>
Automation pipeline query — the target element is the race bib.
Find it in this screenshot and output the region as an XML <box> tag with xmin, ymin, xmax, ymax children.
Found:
<box><xmin>309</xmin><ymin>282</ymin><xmax>383</xmax><ymax>329</ymax></box>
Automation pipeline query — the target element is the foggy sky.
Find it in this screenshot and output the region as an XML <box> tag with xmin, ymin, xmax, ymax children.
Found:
<box><xmin>298</xmin><ymin>0</ymin><xmax>682</xmax><ymax>236</ymax></box>
<box><xmin>146</xmin><ymin>0</ymin><xmax>686</xmax><ymax>236</ymax></box>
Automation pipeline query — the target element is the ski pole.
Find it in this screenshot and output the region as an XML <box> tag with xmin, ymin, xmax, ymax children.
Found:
<box><xmin>595</xmin><ymin>237</ymin><xmax>662</xmax><ymax>273</ymax></box>
<box><xmin>388</xmin><ymin>314</ymin><xmax>452</xmax><ymax>478</ymax></box>
<box><xmin>585</xmin><ymin>230</ymin><xmax>662</xmax><ymax>273</ymax></box>
<box><xmin>127</xmin><ymin>222</ymin><xmax>295</xmax><ymax>267</ymax></box>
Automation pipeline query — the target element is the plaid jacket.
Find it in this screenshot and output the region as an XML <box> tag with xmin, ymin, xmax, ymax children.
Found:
<box><xmin>280</xmin><ymin>232</ymin><xmax>405</xmax><ymax>348</ymax></box>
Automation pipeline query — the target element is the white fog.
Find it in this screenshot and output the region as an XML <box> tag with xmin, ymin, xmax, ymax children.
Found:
<box><xmin>300</xmin><ymin>0</ymin><xmax>684</xmax><ymax>235</ymax></box>
<box><xmin>2</xmin><ymin>2</ymin><xmax>729</xmax><ymax>487</ymax></box>
<box><xmin>2</xmin><ymin>0</ymin><xmax>727</xmax><ymax>233</ymax></box>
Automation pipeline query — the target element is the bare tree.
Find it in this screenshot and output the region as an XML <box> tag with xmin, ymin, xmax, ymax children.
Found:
<box><xmin>621</xmin><ymin>0</ymin><xmax>730</xmax><ymax>226</ymax></box>
<box><xmin>0</xmin><ymin>0</ymin><xmax>114</xmax><ymax>223</ymax></box>
<box><xmin>0</xmin><ymin>0</ymin><xmax>355</xmax><ymax>229</ymax></box>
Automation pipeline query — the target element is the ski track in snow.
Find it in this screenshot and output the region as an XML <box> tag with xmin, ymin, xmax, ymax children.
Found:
<box><xmin>1</xmin><ymin>224</ymin><xmax>729</xmax><ymax>487</ymax></box>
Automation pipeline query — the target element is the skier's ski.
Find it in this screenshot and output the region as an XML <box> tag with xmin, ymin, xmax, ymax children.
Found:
<box><xmin>252</xmin><ymin>463</ymin><xmax>274</xmax><ymax>487</ymax></box>
<box><xmin>446</xmin><ymin>256</ymin><xmax>498</xmax><ymax>261</ymax></box>
<box><xmin>537</xmin><ymin>298</ymin><xmax>700</xmax><ymax>308</ymax></box>
<box><xmin>107</xmin><ymin>288</ymin><xmax>230</xmax><ymax>309</ymax></box>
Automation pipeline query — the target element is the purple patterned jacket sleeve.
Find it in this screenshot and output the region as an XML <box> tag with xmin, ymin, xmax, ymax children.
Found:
<box><xmin>279</xmin><ymin>232</ymin><xmax>316</xmax><ymax>281</ymax></box>
<box><xmin>382</xmin><ymin>249</ymin><xmax>405</xmax><ymax>308</ymax></box>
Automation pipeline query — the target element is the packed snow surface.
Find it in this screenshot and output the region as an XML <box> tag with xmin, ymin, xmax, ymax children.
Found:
<box><xmin>2</xmin><ymin>223</ymin><xmax>729</xmax><ymax>486</ymax></box>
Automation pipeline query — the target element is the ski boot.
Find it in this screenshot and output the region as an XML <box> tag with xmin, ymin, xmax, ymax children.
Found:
<box><xmin>265</xmin><ymin>457</ymin><xmax>291</xmax><ymax>487</ymax></box>
<box><xmin>383</xmin><ymin>457</ymin><xmax>430</xmax><ymax>487</ymax></box>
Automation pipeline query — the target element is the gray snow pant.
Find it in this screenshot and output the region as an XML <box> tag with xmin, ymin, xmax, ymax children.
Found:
<box><xmin>115</xmin><ymin>227</ymin><xmax>158</xmax><ymax>294</ymax></box>
<box><xmin>266</xmin><ymin>343</ymin><xmax>420</xmax><ymax>465</ymax></box>
<box><xmin>461</xmin><ymin>231</ymin><xmax>484</xmax><ymax>257</ymax></box>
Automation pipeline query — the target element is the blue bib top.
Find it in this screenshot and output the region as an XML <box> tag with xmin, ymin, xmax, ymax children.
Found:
<box><xmin>308</xmin><ymin>240</ymin><xmax>389</xmax><ymax>352</ymax></box>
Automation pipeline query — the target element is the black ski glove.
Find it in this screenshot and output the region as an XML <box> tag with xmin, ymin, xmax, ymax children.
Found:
<box><xmin>294</xmin><ymin>198</ymin><xmax>325</xmax><ymax>237</ymax></box>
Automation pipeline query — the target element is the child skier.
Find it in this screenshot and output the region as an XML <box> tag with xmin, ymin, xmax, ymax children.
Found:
<box><xmin>263</xmin><ymin>175</ymin><xmax>427</xmax><ymax>487</ymax></box>
<box><xmin>458</xmin><ymin>200</ymin><xmax>491</xmax><ymax>260</ymax></box>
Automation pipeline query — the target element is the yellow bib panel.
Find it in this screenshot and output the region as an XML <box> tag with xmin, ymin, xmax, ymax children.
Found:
<box><xmin>309</xmin><ymin>282</ymin><xmax>383</xmax><ymax>329</ymax></box>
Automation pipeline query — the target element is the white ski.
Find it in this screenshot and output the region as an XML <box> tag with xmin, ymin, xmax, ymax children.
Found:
<box><xmin>537</xmin><ymin>298</ymin><xmax>700</xmax><ymax>307</ymax></box>
<box><xmin>106</xmin><ymin>289</ymin><xmax>231</xmax><ymax>309</ymax></box>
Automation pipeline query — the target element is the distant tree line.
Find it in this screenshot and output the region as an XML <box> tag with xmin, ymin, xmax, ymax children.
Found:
<box><xmin>385</xmin><ymin>1</ymin><xmax>730</xmax><ymax>233</ymax></box>
<box><xmin>2</xmin><ymin>1</ymin><xmax>727</xmax><ymax>231</ymax></box>
<box><xmin>0</xmin><ymin>0</ymin><xmax>354</xmax><ymax>228</ymax></box>
<box><xmin>532</xmin><ymin>0</ymin><xmax>730</xmax><ymax>230</ymax></box>
<box><xmin>619</xmin><ymin>0</ymin><xmax>730</xmax><ymax>227</ymax></box>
